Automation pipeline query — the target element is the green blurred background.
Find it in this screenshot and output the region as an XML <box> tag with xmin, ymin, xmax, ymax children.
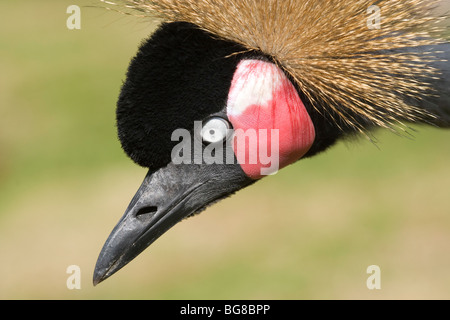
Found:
<box><xmin>0</xmin><ymin>0</ymin><xmax>449</xmax><ymax>299</ymax></box>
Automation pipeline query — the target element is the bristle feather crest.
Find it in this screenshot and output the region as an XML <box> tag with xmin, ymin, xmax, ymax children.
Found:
<box><xmin>100</xmin><ymin>0</ymin><xmax>449</xmax><ymax>132</ymax></box>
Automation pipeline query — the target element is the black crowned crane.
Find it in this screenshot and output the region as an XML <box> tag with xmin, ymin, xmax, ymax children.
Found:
<box><xmin>93</xmin><ymin>0</ymin><xmax>450</xmax><ymax>285</ymax></box>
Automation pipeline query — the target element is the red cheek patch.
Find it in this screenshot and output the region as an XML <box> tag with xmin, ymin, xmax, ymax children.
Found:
<box><xmin>227</xmin><ymin>59</ymin><xmax>315</xmax><ymax>179</ymax></box>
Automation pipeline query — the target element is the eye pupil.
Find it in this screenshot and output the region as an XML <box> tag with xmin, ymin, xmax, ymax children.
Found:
<box><xmin>210</xmin><ymin>130</ymin><xmax>215</xmax><ymax>135</ymax></box>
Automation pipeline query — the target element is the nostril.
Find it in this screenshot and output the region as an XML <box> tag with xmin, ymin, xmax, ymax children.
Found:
<box><xmin>135</xmin><ymin>206</ymin><xmax>158</xmax><ymax>222</ymax></box>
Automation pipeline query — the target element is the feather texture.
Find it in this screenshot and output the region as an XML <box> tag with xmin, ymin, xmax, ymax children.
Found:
<box><xmin>101</xmin><ymin>0</ymin><xmax>449</xmax><ymax>132</ymax></box>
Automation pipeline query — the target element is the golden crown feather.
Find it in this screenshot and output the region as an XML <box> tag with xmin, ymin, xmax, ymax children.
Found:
<box><xmin>100</xmin><ymin>0</ymin><xmax>448</xmax><ymax>133</ymax></box>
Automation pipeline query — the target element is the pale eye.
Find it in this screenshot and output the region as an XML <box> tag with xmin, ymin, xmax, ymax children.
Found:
<box><xmin>202</xmin><ymin>117</ymin><xmax>231</xmax><ymax>144</ymax></box>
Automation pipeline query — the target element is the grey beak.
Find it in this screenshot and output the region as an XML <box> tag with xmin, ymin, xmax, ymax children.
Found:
<box><xmin>93</xmin><ymin>162</ymin><xmax>252</xmax><ymax>285</ymax></box>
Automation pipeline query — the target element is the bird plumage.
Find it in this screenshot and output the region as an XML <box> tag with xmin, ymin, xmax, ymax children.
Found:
<box><xmin>102</xmin><ymin>0</ymin><xmax>449</xmax><ymax>132</ymax></box>
<box><xmin>116</xmin><ymin>22</ymin><xmax>246</xmax><ymax>170</ymax></box>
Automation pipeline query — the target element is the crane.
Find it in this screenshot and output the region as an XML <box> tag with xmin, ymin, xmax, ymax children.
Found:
<box><xmin>93</xmin><ymin>0</ymin><xmax>449</xmax><ymax>285</ymax></box>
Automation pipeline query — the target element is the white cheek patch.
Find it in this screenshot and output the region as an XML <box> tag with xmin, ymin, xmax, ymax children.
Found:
<box><xmin>227</xmin><ymin>60</ymin><xmax>283</xmax><ymax>116</ymax></box>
